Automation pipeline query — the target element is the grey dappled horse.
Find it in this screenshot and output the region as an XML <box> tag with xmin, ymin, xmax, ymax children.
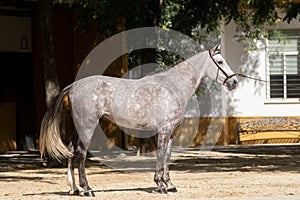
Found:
<box><xmin>39</xmin><ymin>44</ymin><xmax>238</xmax><ymax>196</ymax></box>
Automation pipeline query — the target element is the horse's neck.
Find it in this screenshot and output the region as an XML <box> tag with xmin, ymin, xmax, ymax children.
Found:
<box><xmin>172</xmin><ymin>52</ymin><xmax>207</xmax><ymax>91</ymax></box>
<box><xmin>154</xmin><ymin>52</ymin><xmax>207</xmax><ymax>107</ymax></box>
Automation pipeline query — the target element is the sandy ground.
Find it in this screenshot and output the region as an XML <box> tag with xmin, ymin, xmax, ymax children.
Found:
<box><xmin>0</xmin><ymin>144</ymin><xmax>300</xmax><ymax>200</ymax></box>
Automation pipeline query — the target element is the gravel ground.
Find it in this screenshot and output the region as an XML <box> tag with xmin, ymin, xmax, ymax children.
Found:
<box><xmin>0</xmin><ymin>144</ymin><xmax>300</xmax><ymax>200</ymax></box>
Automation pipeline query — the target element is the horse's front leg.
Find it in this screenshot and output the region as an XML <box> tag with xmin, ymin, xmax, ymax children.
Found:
<box><xmin>163</xmin><ymin>137</ymin><xmax>177</xmax><ymax>192</ymax></box>
<box><xmin>154</xmin><ymin>132</ymin><xmax>169</xmax><ymax>194</ymax></box>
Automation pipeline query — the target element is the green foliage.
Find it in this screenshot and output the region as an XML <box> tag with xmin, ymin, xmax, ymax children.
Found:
<box><xmin>69</xmin><ymin>0</ymin><xmax>160</xmax><ymax>37</ymax></box>
<box><xmin>62</xmin><ymin>0</ymin><xmax>300</xmax><ymax>68</ymax></box>
<box><xmin>66</xmin><ymin>0</ymin><xmax>300</xmax><ymax>51</ymax></box>
<box><xmin>233</xmin><ymin>0</ymin><xmax>281</xmax><ymax>50</ymax></box>
<box><xmin>283</xmin><ymin>2</ymin><xmax>300</xmax><ymax>22</ymax></box>
<box><xmin>169</xmin><ymin>0</ymin><xmax>240</xmax><ymax>34</ymax></box>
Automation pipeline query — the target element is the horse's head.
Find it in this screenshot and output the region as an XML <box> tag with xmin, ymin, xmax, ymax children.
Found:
<box><xmin>206</xmin><ymin>44</ymin><xmax>238</xmax><ymax>90</ymax></box>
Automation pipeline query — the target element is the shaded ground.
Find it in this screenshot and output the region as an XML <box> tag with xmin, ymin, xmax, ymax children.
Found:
<box><xmin>0</xmin><ymin>144</ymin><xmax>300</xmax><ymax>199</ymax></box>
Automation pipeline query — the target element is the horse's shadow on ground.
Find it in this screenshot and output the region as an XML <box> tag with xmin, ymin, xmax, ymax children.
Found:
<box><xmin>23</xmin><ymin>187</ymin><xmax>156</xmax><ymax>197</ymax></box>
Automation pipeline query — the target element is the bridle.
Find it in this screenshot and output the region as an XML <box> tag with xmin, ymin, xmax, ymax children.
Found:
<box><xmin>209</xmin><ymin>50</ymin><xmax>270</xmax><ymax>85</ymax></box>
<box><xmin>208</xmin><ymin>50</ymin><xmax>237</xmax><ymax>85</ymax></box>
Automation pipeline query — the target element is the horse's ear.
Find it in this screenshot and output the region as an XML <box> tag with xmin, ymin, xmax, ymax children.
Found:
<box><xmin>210</xmin><ymin>43</ymin><xmax>221</xmax><ymax>56</ymax></box>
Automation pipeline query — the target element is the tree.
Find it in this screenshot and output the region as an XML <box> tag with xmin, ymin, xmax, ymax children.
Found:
<box><xmin>40</xmin><ymin>0</ymin><xmax>63</xmax><ymax>167</ymax></box>
<box><xmin>40</xmin><ymin>0</ymin><xmax>60</xmax><ymax>106</ymax></box>
<box><xmin>68</xmin><ymin>0</ymin><xmax>300</xmax><ymax>50</ymax></box>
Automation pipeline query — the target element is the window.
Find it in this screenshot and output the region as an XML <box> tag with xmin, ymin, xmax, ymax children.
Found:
<box><xmin>266</xmin><ymin>30</ymin><xmax>300</xmax><ymax>100</ymax></box>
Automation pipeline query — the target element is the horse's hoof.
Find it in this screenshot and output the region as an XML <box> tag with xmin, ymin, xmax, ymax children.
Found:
<box><xmin>83</xmin><ymin>190</ymin><xmax>95</xmax><ymax>197</ymax></box>
<box><xmin>167</xmin><ymin>187</ymin><xmax>177</xmax><ymax>192</ymax></box>
<box><xmin>69</xmin><ymin>189</ymin><xmax>80</xmax><ymax>196</ymax></box>
<box><xmin>153</xmin><ymin>188</ymin><xmax>167</xmax><ymax>194</ymax></box>
<box><xmin>167</xmin><ymin>187</ymin><xmax>178</xmax><ymax>192</ymax></box>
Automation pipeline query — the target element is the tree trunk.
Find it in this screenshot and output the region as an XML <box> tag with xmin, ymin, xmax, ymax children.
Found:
<box><xmin>39</xmin><ymin>0</ymin><xmax>63</xmax><ymax>167</ymax></box>
<box><xmin>40</xmin><ymin>0</ymin><xmax>60</xmax><ymax>106</ymax></box>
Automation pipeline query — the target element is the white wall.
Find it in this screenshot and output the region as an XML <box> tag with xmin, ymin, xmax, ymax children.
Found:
<box><xmin>223</xmin><ymin>21</ymin><xmax>300</xmax><ymax>117</ymax></box>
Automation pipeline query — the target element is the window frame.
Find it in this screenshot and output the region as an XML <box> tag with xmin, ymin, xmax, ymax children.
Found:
<box><xmin>265</xmin><ymin>29</ymin><xmax>300</xmax><ymax>103</ymax></box>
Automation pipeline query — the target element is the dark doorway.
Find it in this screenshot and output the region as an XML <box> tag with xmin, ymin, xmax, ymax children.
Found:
<box><xmin>0</xmin><ymin>52</ymin><xmax>36</xmax><ymax>150</ymax></box>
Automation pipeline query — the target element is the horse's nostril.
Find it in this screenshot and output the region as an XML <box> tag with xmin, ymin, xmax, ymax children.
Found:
<box><xmin>233</xmin><ymin>80</ymin><xmax>237</xmax><ymax>85</ymax></box>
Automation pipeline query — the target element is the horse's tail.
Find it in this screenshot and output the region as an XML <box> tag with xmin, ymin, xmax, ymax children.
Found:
<box><xmin>39</xmin><ymin>84</ymin><xmax>74</xmax><ymax>161</ymax></box>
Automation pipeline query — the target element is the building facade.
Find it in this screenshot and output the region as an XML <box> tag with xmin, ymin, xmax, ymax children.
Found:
<box><xmin>221</xmin><ymin>18</ymin><xmax>300</xmax><ymax>144</ymax></box>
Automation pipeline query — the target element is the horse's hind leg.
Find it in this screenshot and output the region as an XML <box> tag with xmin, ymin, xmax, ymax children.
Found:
<box><xmin>67</xmin><ymin>140</ymin><xmax>80</xmax><ymax>195</ymax></box>
<box><xmin>77</xmin><ymin>141</ymin><xmax>95</xmax><ymax>197</ymax></box>
<box><xmin>67</xmin><ymin>158</ymin><xmax>80</xmax><ymax>195</ymax></box>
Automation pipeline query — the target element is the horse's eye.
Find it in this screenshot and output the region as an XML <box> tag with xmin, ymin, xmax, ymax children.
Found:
<box><xmin>217</xmin><ymin>61</ymin><xmax>223</xmax><ymax>65</ymax></box>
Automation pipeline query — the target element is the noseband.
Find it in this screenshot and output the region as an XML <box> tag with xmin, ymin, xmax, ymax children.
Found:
<box><xmin>208</xmin><ymin>50</ymin><xmax>237</xmax><ymax>85</ymax></box>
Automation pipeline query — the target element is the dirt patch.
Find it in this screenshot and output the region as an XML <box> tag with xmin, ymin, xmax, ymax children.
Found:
<box><xmin>0</xmin><ymin>144</ymin><xmax>300</xmax><ymax>199</ymax></box>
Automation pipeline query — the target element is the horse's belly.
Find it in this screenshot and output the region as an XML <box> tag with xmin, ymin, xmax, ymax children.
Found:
<box><xmin>103</xmin><ymin>114</ymin><xmax>156</xmax><ymax>130</ymax></box>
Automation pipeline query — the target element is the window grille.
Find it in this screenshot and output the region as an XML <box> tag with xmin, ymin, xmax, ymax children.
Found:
<box><xmin>266</xmin><ymin>30</ymin><xmax>300</xmax><ymax>100</ymax></box>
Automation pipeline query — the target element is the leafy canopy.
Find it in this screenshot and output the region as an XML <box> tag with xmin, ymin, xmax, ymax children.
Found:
<box><xmin>66</xmin><ymin>0</ymin><xmax>300</xmax><ymax>44</ymax></box>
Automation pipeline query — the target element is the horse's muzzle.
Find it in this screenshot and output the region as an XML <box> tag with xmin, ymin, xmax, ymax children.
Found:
<box><xmin>224</xmin><ymin>75</ymin><xmax>238</xmax><ymax>90</ymax></box>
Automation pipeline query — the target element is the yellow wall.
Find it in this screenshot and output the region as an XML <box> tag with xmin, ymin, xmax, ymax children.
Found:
<box><xmin>0</xmin><ymin>102</ymin><xmax>16</xmax><ymax>151</ymax></box>
<box><xmin>123</xmin><ymin>117</ymin><xmax>239</xmax><ymax>152</ymax></box>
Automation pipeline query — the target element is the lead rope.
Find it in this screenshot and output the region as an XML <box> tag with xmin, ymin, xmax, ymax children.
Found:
<box><xmin>236</xmin><ymin>73</ymin><xmax>300</xmax><ymax>91</ymax></box>
<box><xmin>236</xmin><ymin>73</ymin><xmax>268</xmax><ymax>83</ymax></box>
